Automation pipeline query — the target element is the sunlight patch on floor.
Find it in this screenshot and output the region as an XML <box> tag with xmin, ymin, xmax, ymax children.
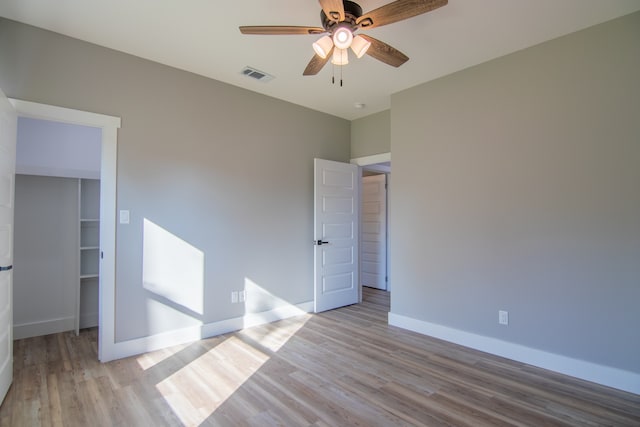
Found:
<box><xmin>154</xmin><ymin>316</ymin><xmax>310</xmax><ymax>426</ymax></box>
<box><xmin>135</xmin><ymin>342</ymin><xmax>191</xmax><ymax>371</ymax></box>
<box><xmin>240</xmin><ymin>314</ymin><xmax>311</xmax><ymax>352</ymax></box>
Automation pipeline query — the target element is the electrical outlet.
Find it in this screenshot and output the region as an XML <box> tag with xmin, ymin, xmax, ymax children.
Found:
<box><xmin>239</xmin><ymin>290</ymin><xmax>246</xmax><ymax>303</ymax></box>
<box><xmin>498</xmin><ymin>310</ymin><xmax>509</xmax><ymax>325</ymax></box>
<box><xmin>231</xmin><ymin>291</ymin><xmax>238</xmax><ymax>303</ymax></box>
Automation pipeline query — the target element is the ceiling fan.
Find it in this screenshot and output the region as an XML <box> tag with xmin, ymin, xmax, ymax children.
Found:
<box><xmin>239</xmin><ymin>0</ymin><xmax>448</xmax><ymax>77</ymax></box>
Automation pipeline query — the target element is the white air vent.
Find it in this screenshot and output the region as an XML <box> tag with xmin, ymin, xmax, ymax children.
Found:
<box><xmin>240</xmin><ymin>66</ymin><xmax>274</xmax><ymax>83</ymax></box>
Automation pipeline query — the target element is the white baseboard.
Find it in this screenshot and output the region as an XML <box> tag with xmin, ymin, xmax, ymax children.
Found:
<box><xmin>388</xmin><ymin>312</ymin><xmax>640</xmax><ymax>395</ymax></box>
<box><xmin>80</xmin><ymin>312</ymin><xmax>99</xmax><ymax>329</ymax></box>
<box><xmin>14</xmin><ymin>316</ymin><xmax>76</xmax><ymax>340</ymax></box>
<box><xmin>101</xmin><ymin>301</ymin><xmax>314</xmax><ymax>362</ymax></box>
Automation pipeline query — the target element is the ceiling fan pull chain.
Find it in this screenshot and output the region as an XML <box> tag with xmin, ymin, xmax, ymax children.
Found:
<box><xmin>340</xmin><ymin>64</ymin><xmax>343</xmax><ymax>87</ymax></box>
<box><xmin>332</xmin><ymin>62</ymin><xmax>335</xmax><ymax>85</ymax></box>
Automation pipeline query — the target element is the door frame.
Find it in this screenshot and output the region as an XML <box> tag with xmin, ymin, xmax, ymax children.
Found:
<box><xmin>9</xmin><ymin>99</ymin><xmax>120</xmax><ymax>361</ymax></box>
<box><xmin>360</xmin><ymin>173</ymin><xmax>388</xmax><ymax>290</ymax></box>
<box><xmin>350</xmin><ymin>153</ymin><xmax>391</xmax><ymax>168</ymax></box>
<box><xmin>351</xmin><ymin>152</ymin><xmax>391</xmax><ymax>299</ymax></box>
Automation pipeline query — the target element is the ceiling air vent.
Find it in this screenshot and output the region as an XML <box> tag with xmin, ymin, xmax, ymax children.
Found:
<box><xmin>240</xmin><ymin>66</ymin><xmax>274</xmax><ymax>83</ymax></box>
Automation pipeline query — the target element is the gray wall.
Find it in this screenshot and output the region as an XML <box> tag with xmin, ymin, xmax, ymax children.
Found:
<box><xmin>0</xmin><ymin>18</ymin><xmax>350</xmax><ymax>342</ymax></box>
<box><xmin>391</xmin><ymin>12</ymin><xmax>640</xmax><ymax>373</ymax></box>
<box><xmin>13</xmin><ymin>175</ymin><xmax>78</xmax><ymax>337</ymax></box>
<box><xmin>351</xmin><ymin>110</ymin><xmax>390</xmax><ymax>158</ymax></box>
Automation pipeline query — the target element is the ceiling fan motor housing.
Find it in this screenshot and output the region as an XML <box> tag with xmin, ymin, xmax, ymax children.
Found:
<box><xmin>320</xmin><ymin>0</ymin><xmax>363</xmax><ymax>33</ymax></box>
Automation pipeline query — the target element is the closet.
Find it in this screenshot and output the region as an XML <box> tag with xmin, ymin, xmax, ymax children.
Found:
<box><xmin>13</xmin><ymin>117</ymin><xmax>101</xmax><ymax>339</ymax></box>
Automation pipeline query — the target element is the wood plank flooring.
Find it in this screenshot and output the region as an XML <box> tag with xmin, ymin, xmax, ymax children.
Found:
<box><xmin>1</xmin><ymin>287</ymin><xmax>638</xmax><ymax>426</ymax></box>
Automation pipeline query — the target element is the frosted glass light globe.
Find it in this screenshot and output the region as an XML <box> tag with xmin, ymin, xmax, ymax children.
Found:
<box><xmin>332</xmin><ymin>27</ymin><xmax>353</xmax><ymax>50</ymax></box>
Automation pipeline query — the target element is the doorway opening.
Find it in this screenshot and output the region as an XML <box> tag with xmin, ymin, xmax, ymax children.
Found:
<box><xmin>13</xmin><ymin>117</ymin><xmax>101</xmax><ymax>340</ymax></box>
<box><xmin>361</xmin><ymin>168</ymin><xmax>389</xmax><ymax>291</ymax></box>
<box><xmin>351</xmin><ymin>153</ymin><xmax>391</xmax><ymax>302</ymax></box>
<box><xmin>10</xmin><ymin>98</ymin><xmax>120</xmax><ymax>361</ymax></box>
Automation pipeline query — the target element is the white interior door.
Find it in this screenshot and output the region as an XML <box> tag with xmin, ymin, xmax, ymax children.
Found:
<box><xmin>0</xmin><ymin>89</ymin><xmax>17</xmax><ymax>404</ymax></box>
<box><xmin>314</xmin><ymin>159</ymin><xmax>359</xmax><ymax>313</ymax></box>
<box><xmin>361</xmin><ymin>174</ymin><xmax>387</xmax><ymax>290</ymax></box>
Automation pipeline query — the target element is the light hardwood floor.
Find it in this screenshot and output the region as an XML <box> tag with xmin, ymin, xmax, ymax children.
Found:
<box><xmin>1</xmin><ymin>288</ymin><xmax>638</xmax><ymax>426</ymax></box>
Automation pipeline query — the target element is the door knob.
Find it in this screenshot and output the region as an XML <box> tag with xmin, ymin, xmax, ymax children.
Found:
<box><xmin>315</xmin><ymin>240</ymin><xmax>329</xmax><ymax>246</ymax></box>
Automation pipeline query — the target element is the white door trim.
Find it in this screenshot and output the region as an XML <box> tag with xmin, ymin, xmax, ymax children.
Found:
<box><xmin>350</xmin><ymin>152</ymin><xmax>390</xmax><ymax>167</ymax></box>
<box><xmin>361</xmin><ymin>174</ymin><xmax>387</xmax><ymax>290</ymax></box>
<box><xmin>351</xmin><ymin>152</ymin><xmax>392</xmax><ymax>295</ymax></box>
<box><xmin>9</xmin><ymin>99</ymin><xmax>120</xmax><ymax>362</ymax></box>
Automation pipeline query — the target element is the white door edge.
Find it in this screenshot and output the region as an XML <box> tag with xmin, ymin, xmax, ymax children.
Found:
<box><xmin>0</xmin><ymin>89</ymin><xmax>16</xmax><ymax>405</ymax></box>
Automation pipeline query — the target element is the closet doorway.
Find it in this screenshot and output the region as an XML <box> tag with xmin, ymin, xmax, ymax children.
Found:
<box><xmin>13</xmin><ymin>117</ymin><xmax>101</xmax><ymax>339</ymax></box>
<box><xmin>10</xmin><ymin>98</ymin><xmax>120</xmax><ymax>361</ymax></box>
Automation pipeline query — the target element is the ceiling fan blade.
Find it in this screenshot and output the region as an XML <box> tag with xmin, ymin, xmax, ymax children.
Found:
<box><xmin>359</xmin><ymin>35</ymin><xmax>409</xmax><ymax>67</ymax></box>
<box><xmin>356</xmin><ymin>0</ymin><xmax>447</xmax><ymax>29</ymax></box>
<box><xmin>319</xmin><ymin>0</ymin><xmax>345</xmax><ymax>22</ymax></box>
<box><xmin>240</xmin><ymin>26</ymin><xmax>325</xmax><ymax>35</ymax></box>
<box><xmin>303</xmin><ymin>48</ymin><xmax>334</xmax><ymax>75</ymax></box>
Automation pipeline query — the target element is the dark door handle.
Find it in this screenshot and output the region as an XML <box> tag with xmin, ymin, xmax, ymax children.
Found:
<box><xmin>0</xmin><ymin>265</ymin><xmax>12</xmax><ymax>272</ymax></box>
<box><xmin>315</xmin><ymin>240</ymin><xmax>329</xmax><ymax>246</ymax></box>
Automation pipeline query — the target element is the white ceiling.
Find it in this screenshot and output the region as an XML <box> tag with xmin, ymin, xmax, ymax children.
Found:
<box><xmin>1</xmin><ymin>0</ymin><xmax>639</xmax><ymax>120</ymax></box>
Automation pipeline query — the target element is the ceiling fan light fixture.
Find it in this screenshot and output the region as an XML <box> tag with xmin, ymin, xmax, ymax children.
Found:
<box><xmin>350</xmin><ymin>35</ymin><xmax>371</xmax><ymax>58</ymax></box>
<box><xmin>312</xmin><ymin>35</ymin><xmax>333</xmax><ymax>59</ymax></box>
<box><xmin>331</xmin><ymin>48</ymin><xmax>349</xmax><ymax>65</ymax></box>
<box><xmin>332</xmin><ymin>26</ymin><xmax>353</xmax><ymax>50</ymax></box>
<box><xmin>239</xmin><ymin>0</ymin><xmax>449</xmax><ymax>77</ymax></box>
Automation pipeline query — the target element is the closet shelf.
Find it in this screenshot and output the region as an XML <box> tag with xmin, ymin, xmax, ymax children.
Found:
<box><xmin>77</xmin><ymin>178</ymin><xmax>101</xmax><ymax>335</ymax></box>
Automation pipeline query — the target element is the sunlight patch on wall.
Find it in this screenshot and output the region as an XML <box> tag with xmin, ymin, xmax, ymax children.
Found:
<box><xmin>241</xmin><ymin>277</ymin><xmax>310</xmax><ymax>352</ymax></box>
<box><xmin>244</xmin><ymin>277</ymin><xmax>308</xmax><ymax>316</ymax></box>
<box><xmin>143</xmin><ymin>218</ymin><xmax>204</xmax><ymax>315</ymax></box>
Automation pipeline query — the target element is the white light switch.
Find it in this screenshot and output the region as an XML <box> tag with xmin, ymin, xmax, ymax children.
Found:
<box><xmin>119</xmin><ymin>210</ymin><xmax>130</xmax><ymax>224</ymax></box>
